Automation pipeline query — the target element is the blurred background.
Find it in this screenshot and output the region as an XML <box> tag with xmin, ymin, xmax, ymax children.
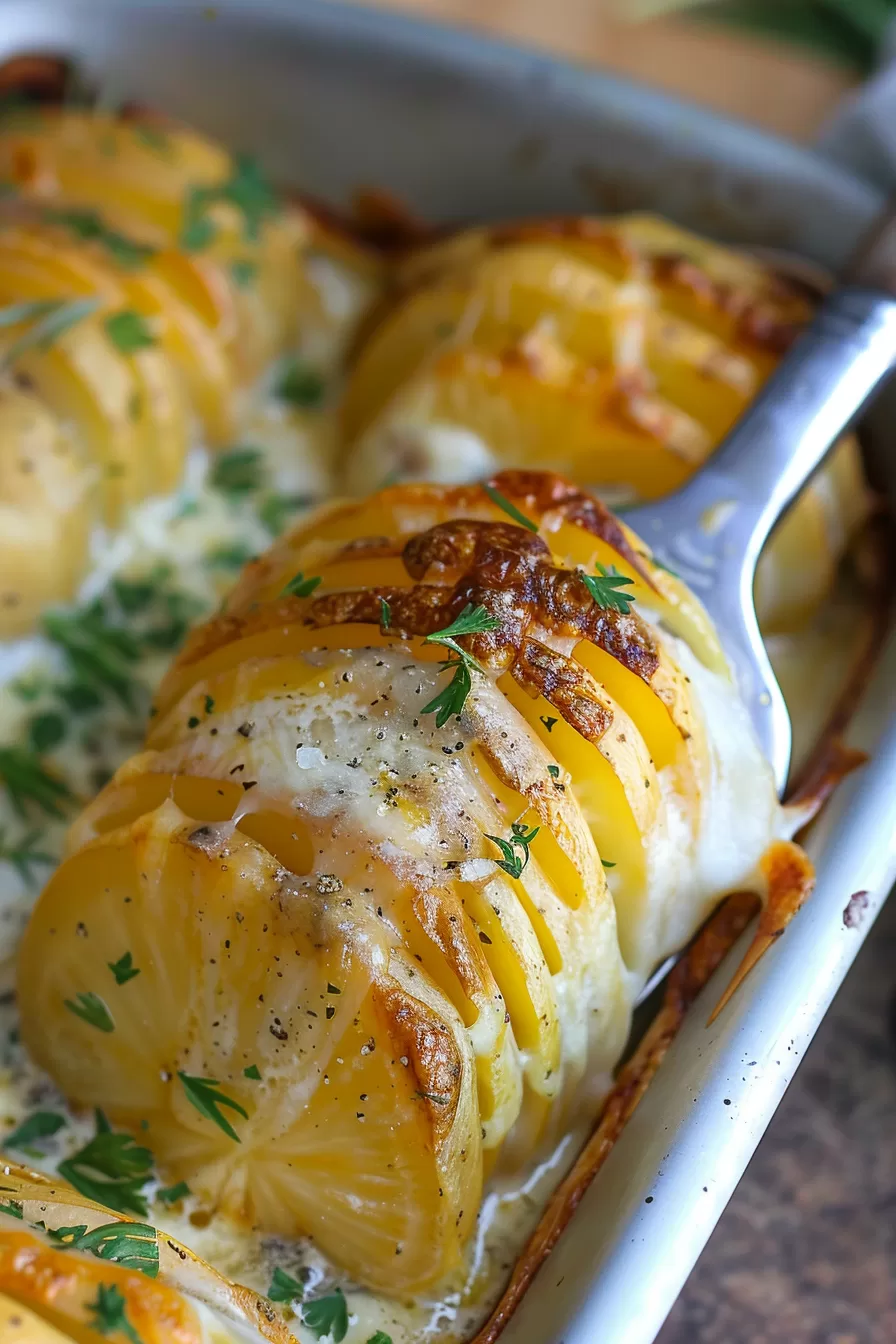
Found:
<box><xmin>338</xmin><ymin>1</ymin><xmax>896</xmax><ymax>1341</ymax></box>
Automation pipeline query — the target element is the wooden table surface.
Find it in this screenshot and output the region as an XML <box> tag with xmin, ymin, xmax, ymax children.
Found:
<box><xmin>336</xmin><ymin>5</ymin><xmax>894</xmax><ymax>1342</ymax></box>
<box><xmin>347</xmin><ymin>0</ymin><xmax>855</xmax><ymax>140</ymax></box>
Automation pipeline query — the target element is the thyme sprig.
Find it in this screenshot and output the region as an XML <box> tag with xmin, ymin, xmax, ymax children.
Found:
<box><xmin>485</xmin><ymin>821</ymin><xmax>540</xmax><ymax>880</ymax></box>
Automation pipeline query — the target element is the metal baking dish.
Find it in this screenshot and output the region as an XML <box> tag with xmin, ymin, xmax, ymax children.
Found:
<box><xmin>1</xmin><ymin>2</ymin><xmax>895</xmax><ymax>1340</ymax></box>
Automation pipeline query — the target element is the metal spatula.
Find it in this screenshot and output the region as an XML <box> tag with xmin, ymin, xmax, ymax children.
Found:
<box><xmin>623</xmin><ymin>280</ymin><xmax>896</xmax><ymax>795</ymax></box>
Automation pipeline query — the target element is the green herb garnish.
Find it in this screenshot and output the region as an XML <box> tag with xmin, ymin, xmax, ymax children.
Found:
<box><xmin>276</xmin><ymin>359</ymin><xmax>325</xmax><ymax>409</ymax></box>
<box><xmin>63</xmin><ymin>992</ymin><xmax>115</xmax><ymax>1034</ymax></box>
<box><xmin>56</xmin><ymin>1221</ymin><xmax>159</xmax><ymax>1278</ymax></box>
<box><xmin>57</xmin><ymin>1115</ymin><xmax>153</xmax><ymax>1217</ymax></box>
<box><xmin>379</xmin><ymin>597</ymin><xmax>391</xmax><ymax>629</ymax></box>
<box><xmin>581</xmin><ymin>562</ymin><xmax>637</xmax><ymax>615</ymax></box>
<box><xmin>156</xmin><ymin>1180</ymin><xmax>190</xmax><ymax>1205</ymax></box>
<box><xmin>0</xmin><ymin>297</ymin><xmax>100</xmax><ymax>372</ymax></box>
<box><xmin>230</xmin><ymin>258</ymin><xmax>257</xmax><ymax>288</ymax></box>
<box><xmin>243</xmin><ymin>1064</ymin><xmax>261</xmax><ymax>1080</ymax></box>
<box><xmin>302</xmin><ymin>1289</ymin><xmax>349</xmax><ymax>1342</ymax></box>
<box><xmin>0</xmin><ymin>827</ymin><xmax>55</xmax><ymax>883</ymax></box>
<box><xmin>281</xmin><ymin>571</ymin><xmax>322</xmax><ymax>599</ymax></box>
<box><xmin>108</xmin><ymin>952</ymin><xmax>140</xmax><ymax>985</ymax></box>
<box><xmin>0</xmin><ymin>747</ymin><xmax>71</xmax><ymax>818</ymax></box>
<box><xmin>601</xmin><ymin>858</ymin><xmax>616</xmax><ymax>869</ymax></box>
<box><xmin>268</xmin><ymin>1265</ymin><xmax>306</xmax><ymax>1303</ymax></box>
<box><xmin>485</xmin><ymin>821</ymin><xmax>540</xmax><ymax>880</ymax></box>
<box><xmin>209</xmin><ymin>446</ymin><xmax>265</xmax><ymax>496</ymax></box>
<box><xmin>4</xmin><ymin>1110</ymin><xmax>66</xmax><ymax>1158</ymax></box>
<box><xmin>179</xmin><ymin>153</ymin><xmax>279</xmax><ymax>250</ymax></box>
<box><xmin>87</xmin><ymin>1283</ymin><xmax>144</xmax><ymax>1344</ymax></box>
<box><xmin>650</xmin><ymin>554</ymin><xmax>680</xmax><ymax>579</ymax></box>
<box><xmin>177</xmin><ymin>1073</ymin><xmax>248</xmax><ymax>1143</ymax></box>
<box><xmin>258</xmin><ymin>491</ymin><xmax>312</xmax><ymax>537</ymax></box>
<box><xmin>205</xmin><ymin>542</ymin><xmax>256</xmax><ymax>570</ymax></box>
<box><xmin>43</xmin><ymin>601</ymin><xmax>142</xmax><ymax>709</ymax></box>
<box><xmin>421</xmin><ymin>604</ymin><xmax>500</xmax><ymax>727</ymax></box>
<box><xmin>133</xmin><ymin>123</ymin><xmax>171</xmax><ymax>154</ymax></box>
<box><xmin>27</xmin><ymin>711</ymin><xmax>66</xmax><ymax>754</ymax></box>
<box><xmin>44</xmin><ymin>208</ymin><xmax>155</xmax><ymax>270</ymax></box>
<box><xmin>0</xmin><ymin>1201</ymin><xmax>22</xmax><ymax>1219</ymax></box>
<box><xmin>104</xmin><ymin>309</ymin><xmax>156</xmax><ymax>353</ymax></box>
<box><xmin>482</xmin><ymin>483</ymin><xmax>538</xmax><ymax>533</ymax></box>
<box><xmin>547</xmin><ymin>764</ymin><xmax>560</xmax><ymax>779</ymax></box>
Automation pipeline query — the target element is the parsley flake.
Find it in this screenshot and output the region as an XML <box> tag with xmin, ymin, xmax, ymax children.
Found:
<box><xmin>44</xmin><ymin>208</ymin><xmax>156</xmax><ymax>269</ymax></box>
<box><xmin>0</xmin><ymin>297</ymin><xmax>101</xmax><ymax>372</ymax></box>
<box><xmin>485</xmin><ymin>821</ymin><xmax>540</xmax><ymax>880</ymax></box>
<box><xmin>56</xmin><ymin>1221</ymin><xmax>159</xmax><ymax>1277</ymax></box>
<box><xmin>379</xmin><ymin>597</ymin><xmax>391</xmax><ymax>629</ymax></box>
<box><xmin>259</xmin><ymin>491</ymin><xmax>312</xmax><ymax>537</ymax></box>
<box><xmin>108</xmin><ymin>951</ymin><xmax>140</xmax><ymax>985</ymax></box>
<box><xmin>482</xmin><ymin>483</ymin><xmax>538</xmax><ymax>533</ymax></box>
<box><xmin>421</xmin><ymin>604</ymin><xmax>500</xmax><ymax>727</ymax></box>
<box><xmin>281</xmin><ymin>571</ymin><xmax>322</xmax><ymax>599</ymax></box>
<box><xmin>0</xmin><ymin>827</ymin><xmax>54</xmax><ymax>884</ymax></box>
<box><xmin>87</xmin><ymin>1283</ymin><xmax>144</xmax><ymax>1344</ymax></box>
<box><xmin>302</xmin><ymin>1289</ymin><xmax>348</xmax><ymax>1342</ymax></box>
<box><xmin>230</xmin><ymin>258</ymin><xmax>257</xmax><ymax>288</ymax></box>
<box><xmin>243</xmin><ymin>1064</ymin><xmax>261</xmax><ymax>1080</ymax></box>
<box><xmin>367</xmin><ymin>1334</ymin><xmax>393</xmax><ymax>1344</ymax></box>
<box><xmin>601</xmin><ymin>858</ymin><xmax>616</xmax><ymax>869</ymax></box>
<box><xmin>28</xmin><ymin>710</ymin><xmax>66</xmax><ymax>753</ymax></box>
<box><xmin>581</xmin><ymin>562</ymin><xmax>637</xmax><ymax>615</ymax></box>
<box><xmin>209</xmin><ymin>446</ymin><xmax>265</xmax><ymax>496</ymax></box>
<box><xmin>64</xmin><ymin>992</ymin><xmax>115</xmax><ymax>1034</ymax></box>
<box><xmin>547</xmin><ymin>764</ymin><xmax>560</xmax><ymax>779</ymax></box>
<box><xmin>0</xmin><ymin>1201</ymin><xmax>22</xmax><ymax>1219</ymax></box>
<box><xmin>177</xmin><ymin>1073</ymin><xmax>248</xmax><ymax>1143</ymax></box>
<box><xmin>156</xmin><ymin>1180</ymin><xmax>190</xmax><ymax>1205</ymax></box>
<box><xmin>276</xmin><ymin>359</ymin><xmax>325</xmax><ymax>409</ymax></box>
<box><xmin>0</xmin><ymin>747</ymin><xmax>71</xmax><ymax>819</ymax></box>
<box><xmin>4</xmin><ymin>1110</ymin><xmax>65</xmax><ymax>1157</ymax></box>
<box><xmin>104</xmin><ymin>309</ymin><xmax>156</xmax><ymax>353</ymax></box>
<box><xmin>57</xmin><ymin>1114</ymin><xmax>154</xmax><ymax>1216</ymax></box>
<box><xmin>268</xmin><ymin>1265</ymin><xmax>306</xmax><ymax>1303</ymax></box>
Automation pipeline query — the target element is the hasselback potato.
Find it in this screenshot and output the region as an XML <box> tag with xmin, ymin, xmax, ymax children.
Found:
<box><xmin>18</xmin><ymin>470</ymin><xmax>790</xmax><ymax>1297</ymax></box>
<box><xmin>0</xmin><ymin>1162</ymin><xmax>290</xmax><ymax>1343</ymax></box>
<box><xmin>0</xmin><ymin>106</ymin><xmax>372</xmax><ymax>636</ymax></box>
<box><xmin>341</xmin><ymin>213</ymin><xmax>872</xmax><ymax>631</ymax></box>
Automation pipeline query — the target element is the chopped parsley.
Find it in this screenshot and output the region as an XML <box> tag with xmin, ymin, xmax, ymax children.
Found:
<box><xmin>649</xmin><ymin>554</ymin><xmax>680</xmax><ymax>579</ymax></box>
<box><xmin>108</xmin><ymin>951</ymin><xmax>140</xmax><ymax>985</ymax></box>
<box><xmin>179</xmin><ymin>153</ymin><xmax>279</xmax><ymax>250</ymax></box>
<box><xmin>243</xmin><ymin>1064</ymin><xmax>261</xmax><ymax>1080</ymax></box>
<box><xmin>63</xmin><ymin>992</ymin><xmax>115</xmax><ymax>1034</ymax></box>
<box><xmin>27</xmin><ymin>711</ymin><xmax>66</xmax><ymax>754</ymax></box>
<box><xmin>4</xmin><ymin>1110</ymin><xmax>66</xmax><ymax>1158</ymax></box>
<box><xmin>276</xmin><ymin>358</ymin><xmax>325</xmax><ymax>409</ymax></box>
<box><xmin>230</xmin><ymin>258</ymin><xmax>257</xmax><ymax>288</ymax></box>
<box><xmin>87</xmin><ymin>1283</ymin><xmax>144</xmax><ymax>1344</ymax></box>
<box><xmin>205</xmin><ymin>542</ymin><xmax>256</xmax><ymax>570</ymax></box>
<box><xmin>104</xmin><ymin>309</ymin><xmax>156</xmax><ymax>353</ymax></box>
<box><xmin>259</xmin><ymin>491</ymin><xmax>312</xmax><ymax>537</ymax></box>
<box><xmin>482</xmin><ymin>483</ymin><xmax>539</xmax><ymax>533</ymax></box>
<box><xmin>366</xmin><ymin>1334</ymin><xmax>393</xmax><ymax>1344</ymax></box>
<box><xmin>0</xmin><ymin>297</ymin><xmax>101</xmax><ymax>372</ymax></box>
<box><xmin>581</xmin><ymin>562</ymin><xmax>637</xmax><ymax>615</ymax></box>
<box><xmin>53</xmin><ymin>1221</ymin><xmax>159</xmax><ymax>1278</ymax></box>
<box><xmin>209</xmin><ymin>446</ymin><xmax>265</xmax><ymax>495</ymax></box>
<box><xmin>485</xmin><ymin>821</ymin><xmax>540</xmax><ymax>880</ymax></box>
<box><xmin>0</xmin><ymin>1201</ymin><xmax>22</xmax><ymax>1219</ymax></box>
<box><xmin>379</xmin><ymin>597</ymin><xmax>391</xmax><ymax>629</ymax></box>
<box><xmin>57</xmin><ymin>1113</ymin><xmax>153</xmax><ymax>1217</ymax></box>
<box><xmin>421</xmin><ymin>604</ymin><xmax>500</xmax><ymax>727</ymax></box>
<box><xmin>177</xmin><ymin>1073</ymin><xmax>248</xmax><ymax>1143</ymax></box>
<box><xmin>44</xmin><ymin>207</ymin><xmax>156</xmax><ymax>270</ymax></box>
<box><xmin>601</xmin><ymin>858</ymin><xmax>616</xmax><ymax>869</ymax></box>
<box><xmin>302</xmin><ymin>1289</ymin><xmax>349</xmax><ymax>1342</ymax></box>
<box><xmin>43</xmin><ymin>601</ymin><xmax>142</xmax><ymax>709</ymax></box>
<box><xmin>0</xmin><ymin>746</ymin><xmax>71</xmax><ymax>818</ymax></box>
<box><xmin>268</xmin><ymin>1265</ymin><xmax>306</xmax><ymax>1303</ymax></box>
<box><xmin>0</xmin><ymin>827</ymin><xmax>55</xmax><ymax>884</ymax></box>
<box><xmin>156</xmin><ymin>1180</ymin><xmax>190</xmax><ymax>1205</ymax></box>
<box><xmin>540</xmin><ymin>716</ymin><xmax>558</xmax><ymax>732</ymax></box>
<box><xmin>281</xmin><ymin>571</ymin><xmax>322</xmax><ymax>599</ymax></box>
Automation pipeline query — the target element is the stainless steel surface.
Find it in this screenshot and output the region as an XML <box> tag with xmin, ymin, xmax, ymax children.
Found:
<box><xmin>0</xmin><ymin>3</ymin><xmax>893</xmax><ymax>1341</ymax></box>
<box><xmin>625</xmin><ymin>286</ymin><xmax>896</xmax><ymax>793</ymax></box>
